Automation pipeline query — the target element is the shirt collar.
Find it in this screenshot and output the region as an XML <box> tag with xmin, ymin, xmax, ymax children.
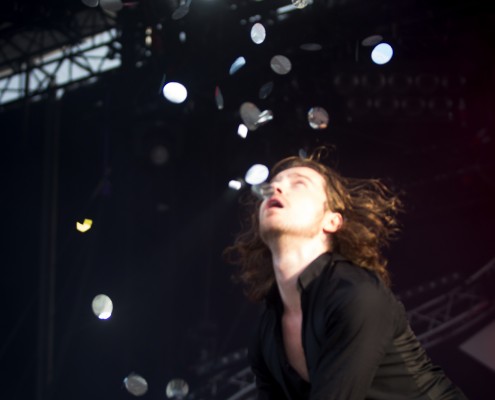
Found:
<box><xmin>297</xmin><ymin>252</ymin><xmax>346</xmax><ymax>292</ymax></box>
<box><xmin>265</xmin><ymin>252</ymin><xmax>347</xmax><ymax>305</ymax></box>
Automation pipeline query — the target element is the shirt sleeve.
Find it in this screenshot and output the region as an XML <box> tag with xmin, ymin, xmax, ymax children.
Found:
<box><xmin>309</xmin><ymin>279</ymin><xmax>395</xmax><ymax>400</ymax></box>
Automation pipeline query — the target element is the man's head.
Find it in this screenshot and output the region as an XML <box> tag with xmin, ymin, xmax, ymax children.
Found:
<box><xmin>258</xmin><ymin>161</ymin><xmax>343</xmax><ymax>249</ymax></box>
<box><xmin>225</xmin><ymin>152</ymin><xmax>402</xmax><ymax>302</ymax></box>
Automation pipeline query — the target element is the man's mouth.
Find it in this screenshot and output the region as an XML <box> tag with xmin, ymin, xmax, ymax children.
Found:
<box><xmin>267</xmin><ymin>198</ymin><xmax>283</xmax><ymax>208</ymax></box>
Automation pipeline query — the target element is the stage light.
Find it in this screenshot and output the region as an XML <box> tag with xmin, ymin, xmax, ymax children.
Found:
<box><xmin>166</xmin><ymin>379</ymin><xmax>189</xmax><ymax>399</ymax></box>
<box><xmin>228</xmin><ymin>180</ymin><xmax>243</xmax><ymax>190</ymax></box>
<box><xmin>258</xmin><ymin>81</ymin><xmax>274</xmax><ymax>99</ymax></box>
<box><xmin>270</xmin><ymin>55</ymin><xmax>292</xmax><ymax>75</ymax></box>
<box><xmin>215</xmin><ymin>86</ymin><xmax>224</xmax><ymax>110</ymax></box>
<box><xmin>124</xmin><ymin>373</ymin><xmax>149</xmax><ymax>397</ymax></box>
<box><xmin>240</xmin><ymin>102</ymin><xmax>261</xmax><ymax>131</ymax></box>
<box><xmin>237</xmin><ymin>124</ymin><xmax>248</xmax><ymax>138</ymax></box>
<box><xmin>56</xmin><ymin>88</ymin><xmax>65</xmax><ymax>100</ymax></box>
<box><xmin>91</xmin><ymin>294</ymin><xmax>113</xmax><ymax>320</ymax></box>
<box><xmin>145</xmin><ymin>35</ymin><xmax>152</xmax><ymax>47</ymax></box>
<box><xmin>76</xmin><ymin>218</ymin><xmax>93</xmax><ymax>233</ymax></box>
<box><xmin>251</xmin><ymin>23</ymin><xmax>266</xmax><ymax>44</ymax></box>
<box><xmin>371</xmin><ymin>43</ymin><xmax>393</xmax><ymax>65</ymax></box>
<box><xmin>292</xmin><ymin>0</ymin><xmax>310</xmax><ymax>9</ymax></box>
<box><xmin>172</xmin><ymin>0</ymin><xmax>190</xmax><ymax>20</ymax></box>
<box><xmin>307</xmin><ymin>107</ymin><xmax>329</xmax><ymax>129</ymax></box>
<box><xmin>229</xmin><ymin>56</ymin><xmax>246</xmax><ymax>75</ymax></box>
<box><xmin>257</xmin><ymin>110</ymin><xmax>273</xmax><ymax>127</ymax></box>
<box><xmin>277</xmin><ymin>0</ymin><xmax>313</xmax><ymax>14</ymax></box>
<box><xmin>361</xmin><ymin>34</ymin><xmax>383</xmax><ymax>47</ymax></box>
<box><xmin>245</xmin><ymin>164</ymin><xmax>269</xmax><ymax>185</ymax></box>
<box><xmin>162</xmin><ymin>82</ymin><xmax>188</xmax><ymax>104</ymax></box>
<box><xmin>276</xmin><ymin>4</ymin><xmax>295</xmax><ymax>14</ymax></box>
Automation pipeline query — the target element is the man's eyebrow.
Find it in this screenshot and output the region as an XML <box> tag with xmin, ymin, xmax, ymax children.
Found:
<box><xmin>289</xmin><ymin>172</ymin><xmax>314</xmax><ymax>182</ymax></box>
<box><xmin>272</xmin><ymin>172</ymin><xmax>315</xmax><ymax>183</ymax></box>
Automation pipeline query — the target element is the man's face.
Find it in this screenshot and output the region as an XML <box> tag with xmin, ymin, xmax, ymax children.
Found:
<box><xmin>259</xmin><ymin>166</ymin><xmax>338</xmax><ymax>242</ymax></box>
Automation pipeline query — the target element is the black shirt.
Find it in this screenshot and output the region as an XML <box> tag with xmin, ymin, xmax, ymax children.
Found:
<box><xmin>249</xmin><ymin>252</ymin><xmax>468</xmax><ymax>399</ymax></box>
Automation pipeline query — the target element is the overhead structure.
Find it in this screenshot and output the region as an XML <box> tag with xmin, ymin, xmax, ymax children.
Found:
<box><xmin>0</xmin><ymin>7</ymin><xmax>118</xmax><ymax>106</ymax></box>
<box><xmin>408</xmin><ymin>257</ymin><xmax>495</xmax><ymax>349</ymax></box>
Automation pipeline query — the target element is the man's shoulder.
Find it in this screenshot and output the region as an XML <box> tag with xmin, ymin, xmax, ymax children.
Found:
<box><xmin>314</xmin><ymin>257</ymin><xmax>399</xmax><ymax>322</ymax></box>
<box><xmin>328</xmin><ymin>255</ymin><xmax>382</xmax><ymax>287</ymax></box>
<box><xmin>313</xmin><ymin>255</ymin><xmax>395</xmax><ymax>308</ymax></box>
<box><xmin>332</xmin><ymin>257</ymin><xmax>380</xmax><ymax>284</ymax></box>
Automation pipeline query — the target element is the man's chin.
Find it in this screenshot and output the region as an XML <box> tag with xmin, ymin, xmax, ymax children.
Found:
<box><xmin>259</xmin><ymin>226</ymin><xmax>284</xmax><ymax>244</ymax></box>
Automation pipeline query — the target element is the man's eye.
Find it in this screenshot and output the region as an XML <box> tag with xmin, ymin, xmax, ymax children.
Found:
<box><xmin>294</xmin><ymin>180</ymin><xmax>307</xmax><ymax>186</ymax></box>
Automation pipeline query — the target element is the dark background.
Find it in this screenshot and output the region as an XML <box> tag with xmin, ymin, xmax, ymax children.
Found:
<box><xmin>1</xmin><ymin>0</ymin><xmax>494</xmax><ymax>399</ymax></box>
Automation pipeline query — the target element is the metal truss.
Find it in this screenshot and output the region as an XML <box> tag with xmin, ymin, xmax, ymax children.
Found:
<box><xmin>408</xmin><ymin>257</ymin><xmax>495</xmax><ymax>349</ymax></box>
<box><xmin>187</xmin><ymin>366</ymin><xmax>256</xmax><ymax>400</ymax></box>
<box><xmin>186</xmin><ymin>349</ymin><xmax>255</xmax><ymax>400</ymax></box>
<box><xmin>0</xmin><ymin>8</ymin><xmax>119</xmax><ymax>106</ymax></box>
<box><xmin>225</xmin><ymin>367</ymin><xmax>256</xmax><ymax>400</ymax></box>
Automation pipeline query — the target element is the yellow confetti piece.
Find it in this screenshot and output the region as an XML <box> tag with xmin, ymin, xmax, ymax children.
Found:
<box><xmin>76</xmin><ymin>218</ymin><xmax>93</xmax><ymax>233</ymax></box>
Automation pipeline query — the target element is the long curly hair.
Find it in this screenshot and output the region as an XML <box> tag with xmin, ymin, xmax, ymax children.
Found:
<box><xmin>224</xmin><ymin>151</ymin><xmax>403</xmax><ymax>302</ymax></box>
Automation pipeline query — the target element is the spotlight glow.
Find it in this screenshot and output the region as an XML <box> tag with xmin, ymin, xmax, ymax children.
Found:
<box><xmin>91</xmin><ymin>294</ymin><xmax>113</xmax><ymax>320</ymax></box>
<box><xmin>215</xmin><ymin>86</ymin><xmax>224</xmax><ymax>110</ymax></box>
<box><xmin>361</xmin><ymin>34</ymin><xmax>383</xmax><ymax>47</ymax></box>
<box><xmin>270</xmin><ymin>55</ymin><xmax>292</xmax><ymax>75</ymax></box>
<box><xmin>250</xmin><ymin>23</ymin><xmax>266</xmax><ymax>44</ymax></box>
<box><xmin>229</xmin><ymin>57</ymin><xmax>246</xmax><ymax>75</ymax></box>
<box><xmin>240</xmin><ymin>102</ymin><xmax>261</xmax><ymax>131</ymax></box>
<box><xmin>371</xmin><ymin>43</ymin><xmax>393</xmax><ymax>65</ymax></box>
<box><xmin>124</xmin><ymin>373</ymin><xmax>149</xmax><ymax>397</ymax></box>
<box><xmin>245</xmin><ymin>164</ymin><xmax>269</xmax><ymax>185</ymax></box>
<box><xmin>237</xmin><ymin>124</ymin><xmax>248</xmax><ymax>138</ymax></box>
<box><xmin>162</xmin><ymin>82</ymin><xmax>188</xmax><ymax>104</ymax></box>
<box><xmin>307</xmin><ymin>107</ymin><xmax>329</xmax><ymax>129</ymax></box>
<box><xmin>291</xmin><ymin>0</ymin><xmax>310</xmax><ymax>9</ymax></box>
<box><xmin>166</xmin><ymin>379</ymin><xmax>189</xmax><ymax>399</ymax></box>
<box><xmin>228</xmin><ymin>180</ymin><xmax>242</xmax><ymax>190</ymax></box>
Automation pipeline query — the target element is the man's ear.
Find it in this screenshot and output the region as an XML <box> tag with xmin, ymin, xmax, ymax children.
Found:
<box><xmin>323</xmin><ymin>211</ymin><xmax>343</xmax><ymax>234</ymax></box>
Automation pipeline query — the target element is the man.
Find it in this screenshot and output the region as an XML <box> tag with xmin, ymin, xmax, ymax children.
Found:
<box><xmin>226</xmin><ymin>153</ymin><xmax>467</xmax><ymax>399</ymax></box>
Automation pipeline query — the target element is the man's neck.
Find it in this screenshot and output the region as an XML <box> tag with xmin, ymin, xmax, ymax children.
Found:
<box><xmin>269</xmin><ymin>236</ymin><xmax>329</xmax><ymax>314</ymax></box>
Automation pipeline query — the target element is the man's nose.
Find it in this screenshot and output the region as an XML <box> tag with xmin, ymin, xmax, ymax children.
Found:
<box><xmin>271</xmin><ymin>181</ymin><xmax>283</xmax><ymax>194</ymax></box>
